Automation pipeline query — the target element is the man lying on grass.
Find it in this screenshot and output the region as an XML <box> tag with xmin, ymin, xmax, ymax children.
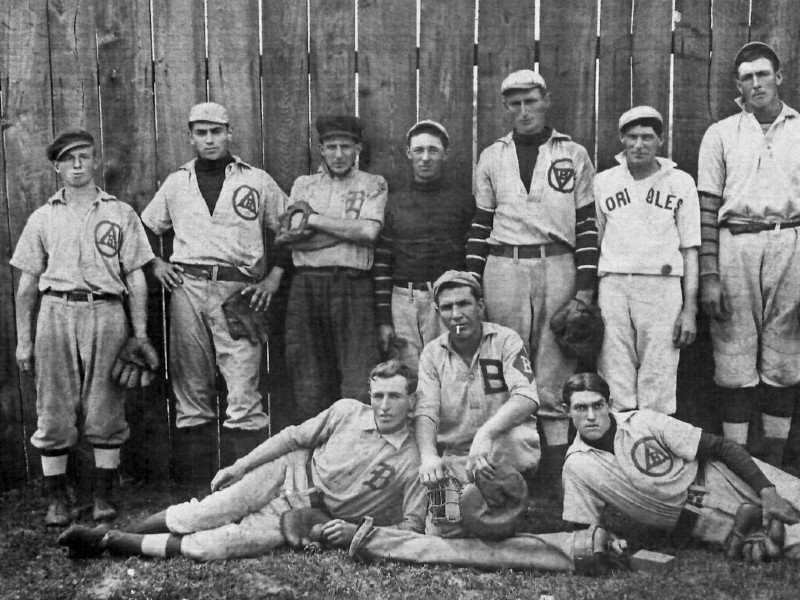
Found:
<box><xmin>58</xmin><ymin>360</ymin><xmax>426</xmax><ymax>561</ymax></box>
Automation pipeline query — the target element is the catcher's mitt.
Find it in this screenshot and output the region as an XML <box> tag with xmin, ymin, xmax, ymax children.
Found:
<box><xmin>275</xmin><ymin>200</ymin><xmax>316</xmax><ymax>245</ymax></box>
<box><xmin>726</xmin><ymin>503</ymin><xmax>785</xmax><ymax>564</ymax></box>
<box><xmin>221</xmin><ymin>291</ymin><xmax>270</xmax><ymax>344</ymax></box>
<box><xmin>111</xmin><ymin>337</ymin><xmax>159</xmax><ymax>388</ymax></box>
<box><xmin>460</xmin><ymin>466</ymin><xmax>528</xmax><ymax>540</ymax></box>
<box><xmin>280</xmin><ymin>506</ymin><xmax>332</xmax><ymax>552</ymax></box>
<box><xmin>550</xmin><ymin>298</ymin><xmax>604</xmax><ymax>361</ymax></box>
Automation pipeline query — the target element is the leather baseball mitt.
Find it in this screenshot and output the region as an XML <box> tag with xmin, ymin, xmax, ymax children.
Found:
<box><xmin>550</xmin><ymin>298</ymin><xmax>604</xmax><ymax>361</ymax></box>
<box><xmin>221</xmin><ymin>291</ymin><xmax>270</xmax><ymax>344</ymax></box>
<box><xmin>280</xmin><ymin>506</ymin><xmax>332</xmax><ymax>551</ymax></box>
<box><xmin>111</xmin><ymin>337</ymin><xmax>159</xmax><ymax>388</ymax></box>
<box><xmin>275</xmin><ymin>201</ymin><xmax>316</xmax><ymax>245</ymax></box>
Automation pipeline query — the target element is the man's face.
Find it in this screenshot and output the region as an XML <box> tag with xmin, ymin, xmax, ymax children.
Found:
<box><xmin>54</xmin><ymin>146</ymin><xmax>97</xmax><ymax>189</ymax></box>
<box><xmin>503</xmin><ymin>88</ymin><xmax>550</xmax><ymax>135</ymax></box>
<box><xmin>407</xmin><ymin>132</ymin><xmax>448</xmax><ymax>183</ymax></box>
<box><xmin>189</xmin><ymin>122</ymin><xmax>231</xmax><ymax>160</ymax></box>
<box><xmin>737</xmin><ymin>57</ymin><xmax>782</xmax><ymax>113</ymax></box>
<box><xmin>320</xmin><ymin>135</ymin><xmax>360</xmax><ymax>176</ymax></box>
<box><xmin>567</xmin><ymin>391</ymin><xmax>613</xmax><ymax>441</ymax></box>
<box><xmin>370</xmin><ymin>374</ymin><xmax>413</xmax><ymax>435</ymax></box>
<box><xmin>436</xmin><ymin>286</ymin><xmax>484</xmax><ymax>342</ymax></box>
<box><xmin>620</xmin><ymin>124</ymin><xmax>662</xmax><ymax>170</ymax></box>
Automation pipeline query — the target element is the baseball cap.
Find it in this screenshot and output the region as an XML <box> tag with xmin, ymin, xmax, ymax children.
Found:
<box><xmin>406</xmin><ymin>119</ymin><xmax>450</xmax><ymax>146</ymax></box>
<box><xmin>734</xmin><ymin>41</ymin><xmax>780</xmax><ymax>70</ymax></box>
<box><xmin>460</xmin><ymin>466</ymin><xmax>529</xmax><ymax>539</ymax></box>
<box><xmin>500</xmin><ymin>69</ymin><xmax>547</xmax><ymax>95</ymax></box>
<box><xmin>432</xmin><ymin>270</ymin><xmax>482</xmax><ymax>302</ymax></box>
<box><xmin>316</xmin><ymin>115</ymin><xmax>363</xmax><ymax>142</ymax></box>
<box><xmin>47</xmin><ymin>129</ymin><xmax>95</xmax><ymax>162</ymax></box>
<box><xmin>618</xmin><ymin>105</ymin><xmax>663</xmax><ymax>132</ymax></box>
<box><xmin>188</xmin><ymin>102</ymin><xmax>229</xmax><ymax>125</ymax></box>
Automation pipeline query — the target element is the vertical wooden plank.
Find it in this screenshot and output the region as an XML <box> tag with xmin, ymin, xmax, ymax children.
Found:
<box><xmin>47</xmin><ymin>0</ymin><xmax>101</xmax><ymax>149</ymax></box>
<box><xmin>672</xmin><ymin>0</ymin><xmax>711</xmax><ymax>178</ymax></box>
<box><xmin>309</xmin><ymin>0</ymin><xmax>356</xmax><ymax>157</ymax></box>
<box><xmin>96</xmin><ymin>0</ymin><xmax>166</xmax><ymax>483</ymax></box>
<box><xmin>262</xmin><ymin>0</ymin><xmax>310</xmax><ymax>191</ymax></box>
<box><xmin>207</xmin><ymin>0</ymin><xmax>262</xmax><ymax>165</ymax></box>
<box><xmin>1</xmin><ymin>0</ymin><xmax>57</xmax><ymax>486</ymax></box>
<box><xmin>419</xmin><ymin>0</ymin><xmax>475</xmax><ymax>189</ymax></box>
<box><xmin>476</xmin><ymin>0</ymin><xmax>536</xmax><ymax>158</ymax></box>
<box><xmin>750</xmin><ymin>0</ymin><xmax>800</xmax><ymax>111</ymax></box>
<box><xmin>539</xmin><ymin>0</ymin><xmax>598</xmax><ymax>154</ymax></box>
<box><xmin>596</xmin><ymin>0</ymin><xmax>632</xmax><ymax>171</ymax></box>
<box><xmin>631</xmin><ymin>0</ymin><xmax>673</xmax><ymax>154</ymax></box>
<box><xmin>152</xmin><ymin>0</ymin><xmax>206</xmax><ymax>184</ymax></box>
<box><xmin>357</xmin><ymin>0</ymin><xmax>416</xmax><ymax>192</ymax></box>
<box><xmin>708</xmin><ymin>0</ymin><xmax>749</xmax><ymax>122</ymax></box>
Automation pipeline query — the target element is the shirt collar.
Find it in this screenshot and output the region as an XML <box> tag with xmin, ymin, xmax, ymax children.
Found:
<box><xmin>179</xmin><ymin>154</ymin><xmax>251</xmax><ymax>174</ymax></box>
<box><xmin>567</xmin><ymin>411</ymin><xmax>635</xmax><ymax>456</ymax></box>
<box><xmin>317</xmin><ymin>162</ymin><xmax>359</xmax><ymax>180</ymax></box>
<box><xmin>357</xmin><ymin>409</ymin><xmax>410</xmax><ymax>450</ymax></box>
<box><xmin>498</xmin><ymin>127</ymin><xmax>571</xmax><ymax>147</ymax></box>
<box><xmin>438</xmin><ymin>320</ymin><xmax>500</xmax><ymax>351</ymax></box>
<box><xmin>614</xmin><ymin>152</ymin><xmax>676</xmax><ymax>177</ymax></box>
<box><xmin>48</xmin><ymin>187</ymin><xmax>116</xmax><ymax>205</ymax></box>
<box><xmin>735</xmin><ymin>98</ymin><xmax>800</xmax><ymax>123</ymax></box>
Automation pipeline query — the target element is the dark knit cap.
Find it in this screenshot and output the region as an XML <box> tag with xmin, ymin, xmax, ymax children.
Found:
<box><xmin>317</xmin><ymin>115</ymin><xmax>363</xmax><ymax>142</ymax></box>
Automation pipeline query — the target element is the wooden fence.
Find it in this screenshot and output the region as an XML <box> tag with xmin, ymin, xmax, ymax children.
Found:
<box><xmin>2</xmin><ymin>0</ymin><xmax>799</xmax><ymax>491</ymax></box>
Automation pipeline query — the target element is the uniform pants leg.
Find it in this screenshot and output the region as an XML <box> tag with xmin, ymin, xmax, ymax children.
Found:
<box><xmin>391</xmin><ymin>286</ymin><xmax>444</xmax><ymax>371</ymax></box>
<box><xmin>597</xmin><ymin>276</ymin><xmax>638</xmax><ymax>411</ymax></box>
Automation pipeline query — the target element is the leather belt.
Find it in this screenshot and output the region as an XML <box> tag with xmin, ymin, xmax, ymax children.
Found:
<box><xmin>394</xmin><ymin>280</ymin><xmax>434</xmax><ymax>292</ymax></box>
<box><xmin>722</xmin><ymin>220</ymin><xmax>800</xmax><ymax>235</ymax></box>
<box><xmin>44</xmin><ymin>290</ymin><xmax>120</xmax><ymax>302</ymax></box>
<box><xmin>295</xmin><ymin>266</ymin><xmax>369</xmax><ymax>278</ymax></box>
<box><xmin>176</xmin><ymin>263</ymin><xmax>256</xmax><ymax>283</ymax></box>
<box><xmin>488</xmin><ymin>241</ymin><xmax>572</xmax><ymax>259</ymax></box>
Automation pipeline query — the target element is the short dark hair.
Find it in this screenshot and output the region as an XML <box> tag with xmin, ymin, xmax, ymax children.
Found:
<box><xmin>621</xmin><ymin>117</ymin><xmax>663</xmax><ymax>138</ymax></box>
<box><xmin>369</xmin><ymin>360</ymin><xmax>418</xmax><ymax>395</ymax></box>
<box><xmin>407</xmin><ymin>124</ymin><xmax>449</xmax><ymax>150</ymax></box>
<box><xmin>735</xmin><ymin>46</ymin><xmax>780</xmax><ymax>73</ymax></box>
<box><xmin>562</xmin><ymin>373</ymin><xmax>610</xmax><ymax>407</ymax></box>
<box><xmin>434</xmin><ymin>282</ymin><xmax>483</xmax><ymax>304</ymax></box>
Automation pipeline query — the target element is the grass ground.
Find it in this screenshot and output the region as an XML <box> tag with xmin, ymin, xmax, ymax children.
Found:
<box><xmin>2</xmin><ymin>479</ymin><xmax>799</xmax><ymax>600</ymax></box>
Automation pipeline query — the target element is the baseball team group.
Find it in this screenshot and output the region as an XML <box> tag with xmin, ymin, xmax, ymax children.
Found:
<box><xmin>12</xmin><ymin>40</ymin><xmax>800</xmax><ymax>572</ymax></box>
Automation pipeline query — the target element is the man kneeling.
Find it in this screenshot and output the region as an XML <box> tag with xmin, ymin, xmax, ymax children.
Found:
<box><xmin>59</xmin><ymin>361</ymin><xmax>426</xmax><ymax>561</ymax></box>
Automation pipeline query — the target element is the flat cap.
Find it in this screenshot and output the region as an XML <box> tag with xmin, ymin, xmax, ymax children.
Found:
<box><xmin>317</xmin><ymin>115</ymin><xmax>363</xmax><ymax>142</ymax></box>
<box><xmin>407</xmin><ymin>119</ymin><xmax>450</xmax><ymax>145</ymax></box>
<box><xmin>500</xmin><ymin>69</ymin><xmax>547</xmax><ymax>95</ymax></box>
<box><xmin>734</xmin><ymin>41</ymin><xmax>780</xmax><ymax>70</ymax></box>
<box><xmin>47</xmin><ymin>129</ymin><xmax>95</xmax><ymax>162</ymax></box>
<box><xmin>188</xmin><ymin>102</ymin><xmax>229</xmax><ymax>125</ymax></box>
<box><xmin>432</xmin><ymin>270</ymin><xmax>482</xmax><ymax>302</ymax></box>
<box><xmin>460</xmin><ymin>466</ymin><xmax>529</xmax><ymax>539</ymax></box>
<box><xmin>618</xmin><ymin>105</ymin><xmax>663</xmax><ymax>132</ymax></box>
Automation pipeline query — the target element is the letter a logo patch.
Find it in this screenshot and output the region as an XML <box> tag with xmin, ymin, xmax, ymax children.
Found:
<box><xmin>232</xmin><ymin>185</ymin><xmax>259</xmax><ymax>221</ymax></box>
<box><xmin>94</xmin><ymin>221</ymin><xmax>122</xmax><ymax>257</ymax></box>
<box><xmin>631</xmin><ymin>436</ymin><xmax>674</xmax><ymax>477</ymax></box>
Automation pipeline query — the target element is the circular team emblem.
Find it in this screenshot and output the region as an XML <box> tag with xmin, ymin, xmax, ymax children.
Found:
<box><xmin>94</xmin><ymin>221</ymin><xmax>122</xmax><ymax>257</ymax></box>
<box><xmin>232</xmin><ymin>185</ymin><xmax>259</xmax><ymax>220</ymax></box>
<box><xmin>547</xmin><ymin>158</ymin><xmax>575</xmax><ymax>193</ymax></box>
<box><xmin>630</xmin><ymin>436</ymin><xmax>673</xmax><ymax>477</ymax></box>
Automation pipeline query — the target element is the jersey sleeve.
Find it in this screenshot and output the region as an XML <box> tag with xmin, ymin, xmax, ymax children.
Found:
<box><xmin>279</xmin><ymin>401</ymin><xmax>343</xmax><ymax>451</ymax></box>
<box><xmin>358</xmin><ymin>175</ymin><xmax>388</xmax><ymax>224</ymax></box>
<box><xmin>561</xmin><ymin>455</ymin><xmax>605</xmax><ymax>525</ymax></box>
<box><xmin>593</xmin><ymin>178</ymin><xmax>607</xmax><ymax>244</ymax></box>
<box><xmin>676</xmin><ymin>174</ymin><xmax>701</xmax><ymax>249</ymax></box>
<box><xmin>119</xmin><ymin>206</ymin><xmax>156</xmax><ymax>274</ymax></box>
<box><xmin>260</xmin><ymin>171</ymin><xmax>289</xmax><ymax>234</ymax></box>
<box><xmin>500</xmin><ymin>331</ymin><xmax>539</xmax><ymax>407</ymax></box>
<box><xmin>394</xmin><ymin>472</ymin><xmax>427</xmax><ymax>532</ymax></box>
<box><xmin>647</xmin><ymin>411</ymin><xmax>703</xmax><ymax>462</ymax></box>
<box><xmin>9</xmin><ymin>211</ymin><xmax>48</xmax><ymax>276</ymax></box>
<box><xmin>697</xmin><ymin>124</ymin><xmax>726</xmax><ymax>197</ymax></box>
<box><xmin>141</xmin><ymin>177</ymin><xmax>174</xmax><ymax>235</ymax></box>
<box><xmin>474</xmin><ymin>146</ymin><xmax>499</xmax><ymax>211</ymax></box>
<box><xmin>572</xmin><ymin>144</ymin><xmax>596</xmax><ymax>210</ymax></box>
<box><xmin>413</xmin><ymin>345</ymin><xmax>443</xmax><ymax>426</ymax></box>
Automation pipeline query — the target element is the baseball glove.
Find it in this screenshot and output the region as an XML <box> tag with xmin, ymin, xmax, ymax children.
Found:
<box><xmin>111</xmin><ymin>337</ymin><xmax>159</xmax><ymax>388</ymax></box>
<box><xmin>460</xmin><ymin>465</ymin><xmax>528</xmax><ymax>540</ymax></box>
<box><xmin>280</xmin><ymin>506</ymin><xmax>332</xmax><ymax>552</ymax></box>
<box><xmin>727</xmin><ymin>503</ymin><xmax>785</xmax><ymax>564</ymax></box>
<box><xmin>275</xmin><ymin>201</ymin><xmax>316</xmax><ymax>245</ymax></box>
<box><xmin>221</xmin><ymin>291</ymin><xmax>270</xmax><ymax>344</ymax></box>
<box><xmin>550</xmin><ymin>298</ymin><xmax>604</xmax><ymax>361</ymax></box>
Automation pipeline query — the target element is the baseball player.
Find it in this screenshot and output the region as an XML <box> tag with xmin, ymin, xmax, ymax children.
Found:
<box><xmin>281</xmin><ymin>116</ymin><xmax>388</xmax><ymax>422</ymax></box>
<box><xmin>415</xmin><ymin>271</ymin><xmax>541</xmax><ymax>536</ymax></box>
<box><xmin>561</xmin><ymin>372</ymin><xmax>800</xmax><ymax>563</ymax></box>
<box><xmin>58</xmin><ymin>361</ymin><xmax>426</xmax><ymax>561</ymax></box>
<box><xmin>11</xmin><ymin>129</ymin><xmax>157</xmax><ymax>525</ymax></box>
<box><xmin>467</xmin><ymin>69</ymin><xmax>599</xmax><ymax>490</ymax></box>
<box><xmin>698</xmin><ymin>42</ymin><xmax>800</xmax><ymax>468</ymax></box>
<box><xmin>141</xmin><ymin>102</ymin><xmax>288</xmax><ymax>491</ymax></box>
<box><xmin>372</xmin><ymin>119</ymin><xmax>475</xmax><ymax>370</ymax></box>
<box><xmin>594</xmin><ymin>106</ymin><xmax>700</xmax><ymax>414</ymax></box>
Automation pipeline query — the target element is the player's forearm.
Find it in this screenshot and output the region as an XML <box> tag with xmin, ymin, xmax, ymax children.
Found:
<box><xmin>14</xmin><ymin>273</ymin><xmax>40</xmax><ymax>345</ymax></box>
<box><xmin>478</xmin><ymin>394</ymin><xmax>537</xmax><ymax>439</ymax></box>
<box><xmin>126</xmin><ymin>268</ymin><xmax>149</xmax><ymax>338</ymax></box>
<box><xmin>680</xmin><ymin>247</ymin><xmax>699</xmax><ymax>315</ymax></box>
<box><xmin>307</xmin><ymin>213</ymin><xmax>380</xmax><ymax>244</ymax></box>
<box><xmin>414</xmin><ymin>415</ymin><xmax>440</xmax><ymax>459</ymax></box>
<box><xmin>234</xmin><ymin>432</ymin><xmax>293</xmax><ymax>474</ymax></box>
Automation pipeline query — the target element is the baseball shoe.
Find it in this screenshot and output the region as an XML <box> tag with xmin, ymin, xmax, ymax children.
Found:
<box><xmin>45</xmin><ymin>499</ymin><xmax>72</xmax><ymax>527</ymax></box>
<box><xmin>58</xmin><ymin>524</ymin><xmax>109</xmax><ymax>559</ymax></box>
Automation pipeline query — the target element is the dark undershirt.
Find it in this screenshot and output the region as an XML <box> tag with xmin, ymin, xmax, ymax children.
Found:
<box><xmin>513</xmin><ymin>127</ymin><xmax>552</xmax><ymax>193</ymax></box>
<box><xmin>195</xmin><ymin>153</ymin><xmax>234</xmax><ymax>215</ymax></box>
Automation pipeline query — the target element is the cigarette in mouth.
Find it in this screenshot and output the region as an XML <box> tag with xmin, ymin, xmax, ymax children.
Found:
<box><xmin>456</xmin><ymin>325</ymin><xmax>463</xmax><ymax>334</ymax></box>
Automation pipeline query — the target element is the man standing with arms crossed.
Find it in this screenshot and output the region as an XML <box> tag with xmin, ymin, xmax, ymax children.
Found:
<box><xmin>372</xmin><ymin>120</ymin><xmax>475</xmax><ymax>369</ymax></box>
<box><xmin>698</xmin><ymin>42</ymin><xmax>800</xmax><ymax>468</ymax></box>
<box><xmin>468</xmin><ymin>70</ymin><xmax>599</xmax><ymax>489</ymax></box>
<box><xmin>142</xmin><ymin>102</ymin><xmax>288</xmax><ymax>491</ymax></box>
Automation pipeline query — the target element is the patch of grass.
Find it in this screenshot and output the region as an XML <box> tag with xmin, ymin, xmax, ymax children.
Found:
<box><xmin>2</xmin><ymin>481</ymin><xmax>800</xmax><ymax>600</ymax></box>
